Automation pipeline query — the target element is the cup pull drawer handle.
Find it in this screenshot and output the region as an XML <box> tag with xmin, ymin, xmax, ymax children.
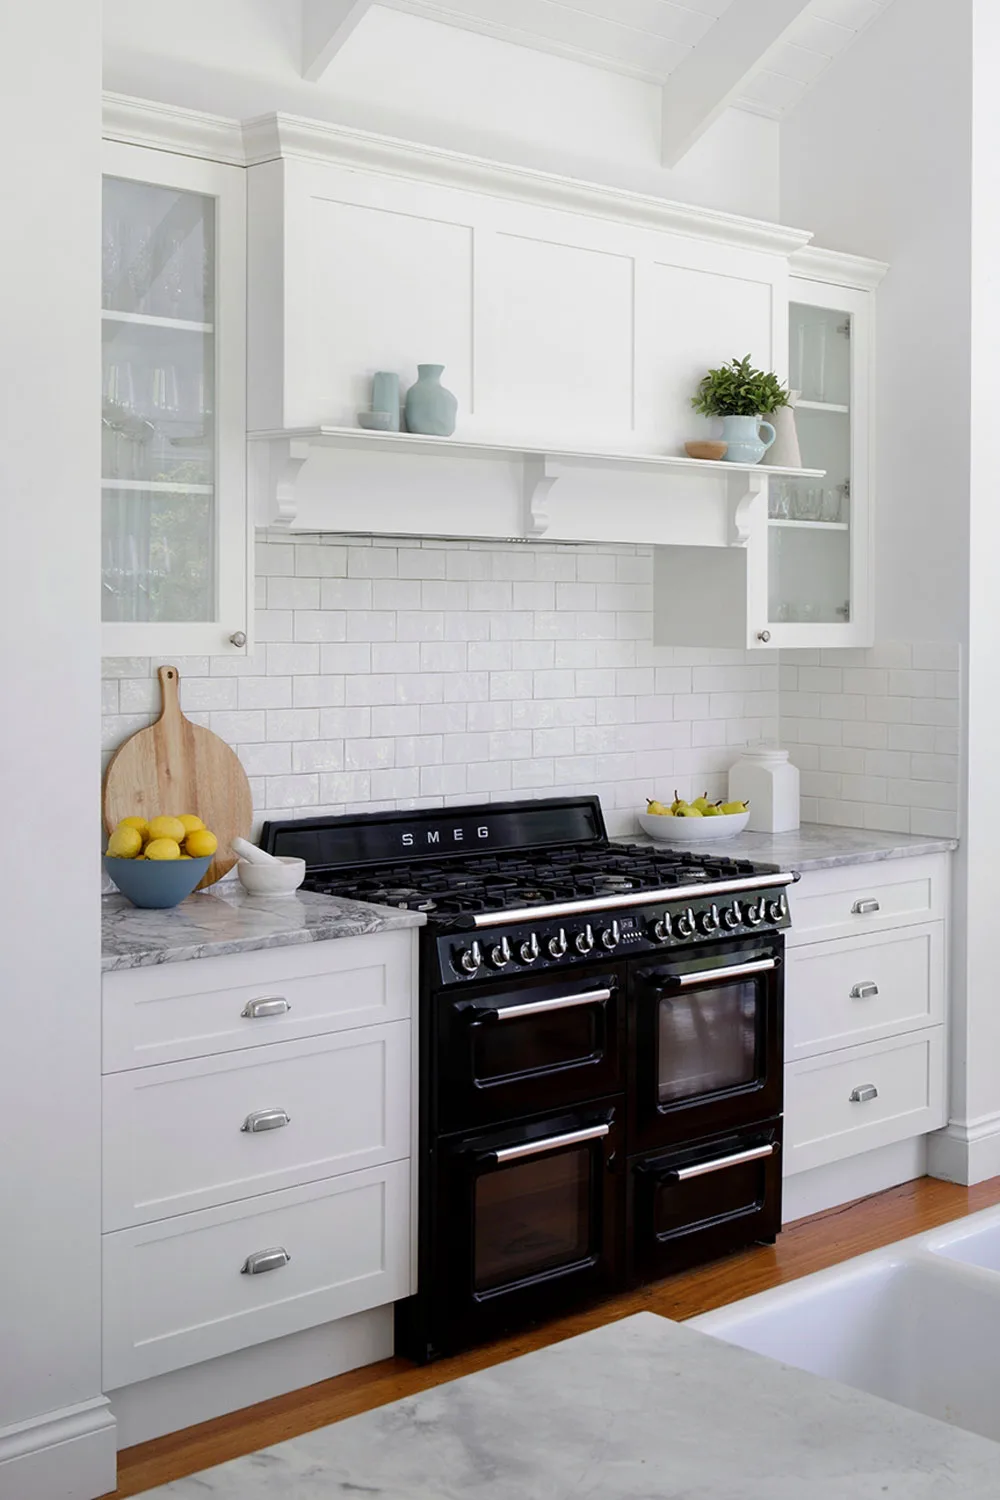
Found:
<box><xmin>850</xmin><ymin>982</ymin><xmax>879</xmax><ymax>1000</ymax></box>
<box><xmin>241</xmin><ymin>1247</ymin><xmax>291</xmax><ymax>1276</ymax></box>
<box><xmin>850</xmin><ymin>1083</ymin><xmax>878</xmax><ymax>1104</ymax></box>
<box><xmin>241</xmin><ymin>1108</ymin><xmax>291</xmax><ymax>1133</ymax></box>
<box><xmin>852</xmin><ymin>899</ymin><xmax>880</xmax><ymax>915</ymax></box>
<box><xmin>241</xmin><ymin>996</ymin><xmax>291</xmax><ymax>1019</ymax></box>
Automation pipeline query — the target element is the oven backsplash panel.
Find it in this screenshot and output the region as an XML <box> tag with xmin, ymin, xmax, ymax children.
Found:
<box><xmin>101</xmin><ymin>536</ymin><xmax>779</xmax><ymax>842</ymax></box>
<box><xmin>100</xmin><ymin>536</ymin><xmax>960</xmax><ymax>850</ymax></box>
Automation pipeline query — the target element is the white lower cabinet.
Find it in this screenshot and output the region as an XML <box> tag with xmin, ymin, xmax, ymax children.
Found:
<box><xmin>103</xmin><ymin>1161</ymin><xmax>410</xmax><ymax>1388</ymax></box>
<box><xmin>783</xmin><ymin>854</ymin><xmax>950</xmax><ymax>1188</ymax></box>
<box><xmin>101</xmin><ymin>929</ymin><xmax>417</xmax><ymax>1392</ymax></box>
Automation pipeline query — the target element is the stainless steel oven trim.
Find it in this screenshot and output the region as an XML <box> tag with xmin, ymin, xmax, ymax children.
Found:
<box><xmin>469</xmin><ymin>872</ymin><xmax>796</xmax><ymax>928</ymax></box>
<box><xmin>670</xmin><ymin>1142</ymin><xmax>776</xmax><ymax>1181</ymax></box>
<box><xmin>492</xmin><ymin>1123</ymin><xmax>611</xmax><ymax>1164</ymax></box>
<box><xmin>470</xmin><ymin>987</ymin><xmax>614</xmax><ymax>1022</ymax></box>
<box><xmin>668</xmin><ymin>958</ymin><xmax>777</xmax><ymax>989</ymax></box>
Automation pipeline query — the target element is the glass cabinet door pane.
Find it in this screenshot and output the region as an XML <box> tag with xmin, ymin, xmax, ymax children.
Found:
<box><xmin>769</xmin><ymin>303</ymin><xmax>853</xmax><ymax>627</ymax></box>
<box><xmin>101</xmin><ymin>176</ymin><xmax>217</xmax><ymax>624</ymax></box>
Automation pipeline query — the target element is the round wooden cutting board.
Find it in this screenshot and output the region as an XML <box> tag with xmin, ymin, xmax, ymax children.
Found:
<box><xmin>103</xmin><ymin>665</ymin><xmax>252</xmax><ymax>889</ymax></box>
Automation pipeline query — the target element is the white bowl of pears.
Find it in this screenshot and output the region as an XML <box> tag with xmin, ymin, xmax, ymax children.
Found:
<box><xmin>638</xmin><ymin>791</ymin><xmax>751</xmax><ymax>843</ymax></box>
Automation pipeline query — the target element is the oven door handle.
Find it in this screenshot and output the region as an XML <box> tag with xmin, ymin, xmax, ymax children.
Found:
<box><xmin>658</xmin><ymin>1142</ymin><xmax>777</xmax><ymax>1182</ymax></box>
<box><xmin>647</xmin><ymin>957</ymin><xmax>779</xmax><ymax>990</ymax></box>
<box><xmin>464</xmin><ymin>987</ymin><xmax>615</xmax><ymax>1023</ymax></box>
<box><xmin>489</xmin><ymin>1123</ymin><xmax>611</xmax><ymax>1165</ymax></box>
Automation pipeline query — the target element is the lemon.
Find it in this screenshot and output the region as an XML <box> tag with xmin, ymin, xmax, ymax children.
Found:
<box><xmin>147</xmin><ymin>816</ymin><xmax>186</xmax><ymax>843</ymax></box>
<box><xmin>118</xmin><ymin>816</ymin><xmax>149</xmax><ymax>838</ymax></box>
<box><xmin>178</xmin><ymin>814</ymin><xmax>205</xmax><ymax>834</ymax></box>
<box><xmin>184</xmin><ymin>829</ymin><xmax>218</xmax><ymax>859</ymax></box>
<box><xmin>108</xmin><ymin>825</ymin><xmax>143</xmax><ymax>859</ymax></box>
<box><xmin>178</xmin><ymin>854</ymin><xmax>192</xmax><ymax>860</ymax></box>
<box><xmin>145</xmin><ymin>837</ymin><xmax>182</xmax><ymax>861</ymax></box>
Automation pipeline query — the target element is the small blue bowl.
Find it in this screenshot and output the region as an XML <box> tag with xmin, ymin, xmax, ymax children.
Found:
<box><xmin>104</xmin><ymin>855</ymin><xmax>213</xmax><ymax>909</ymax></box>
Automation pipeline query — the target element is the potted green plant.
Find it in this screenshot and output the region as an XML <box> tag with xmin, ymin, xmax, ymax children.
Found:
<box><xmin>691</xmin><ymin>355</ymin><xmax>789</xmax><ymax>465</ymax></box>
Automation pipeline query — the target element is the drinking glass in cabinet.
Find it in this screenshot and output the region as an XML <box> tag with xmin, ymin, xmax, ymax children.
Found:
<box><xmin>102</xmin><ymin>488</ymin><xmax>214</xmax><ymax>623</ymax></box>
<box><xmin>102</xmin><ymin>177</ymin><xmax>215</xmax><ymax>324</ymax></box>
<box><xmin>790</xmin><ymin>305</ymin><xmax>851</xmax><ymax>408</ymax></box>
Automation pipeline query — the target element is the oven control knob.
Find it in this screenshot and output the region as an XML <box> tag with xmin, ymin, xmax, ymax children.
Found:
<box><xmin>766</xmin><ymin>897</ymin><xmax>787</xmax><ymax>923</ymax></box>
<box><xmin>697</xmin><ymin>904</ymin><xmax>721</xmax><ymax>936</ymax></box>
<box><xmin>458</xmin><ymin>941</ymin><xmax>484</xmax><ymax>975</ymax></box>
<box><xmin>675</xmin><ymin>908</ymin><xmax>696</xmax><ymax>939</ymax></box>
<box><xmin>723</xmin><ymin>904</ymin><xmax>742</xmax><ymax>930</ymax></box>
<box><xmin>547</xmin><ymin>928</ymin><xmax>569</xmax><ymax>960</ymax></box>
<box><xmin>574</xmin><ymin>924</ymin><xmax>595</xmax><ymax>956</ymax></box>
<box><xmin>601</xmin><ymin>920</ymin><xmax>621</xmax><ymax>951</ymax></box>
<box><xmin>489</xmin><ymin>937</ymin><xmax>513</xmax><ymax>969</ymax></box>
<box><xmin>745</xmin><ymin>901</ymin><xmax>764</xmax><ymax>927</ymax></box>
<box><xmin>519</xmin><ymin>933</ymin><xmax>541</xmax><ymax>965</ymax></box>
<box><xmin>651</xmin><ymin>915</ymin><xmax>673</xmax><ymax>943</ymax></box>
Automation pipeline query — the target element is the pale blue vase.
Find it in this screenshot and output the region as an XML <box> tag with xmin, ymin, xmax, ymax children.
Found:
<box><xmin>720</xmin><ymin>414</ymin><xmax>777</xmax><ymax>465</ymax></box>
<box><xmin>371</xmin><ymin>371</ymin><xmax>400</xmax><ymax>432</ymax></box>
<box><xmin>404</xmin><ymin>365</ymin><xmax>457</xmax><ymax>437</ymax></box>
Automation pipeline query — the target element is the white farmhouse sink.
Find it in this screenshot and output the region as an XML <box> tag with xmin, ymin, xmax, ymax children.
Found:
<box><xmin>691</xmin><ymin>1207</ymin><xmax>1000</xmax><ymax>1444</ymax></box>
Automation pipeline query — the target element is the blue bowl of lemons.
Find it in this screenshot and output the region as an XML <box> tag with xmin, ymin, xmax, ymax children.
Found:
<box><xmin>104</xmin><ymin>815</ymin><xmax>218</xmax><ymax>909</ymax></box>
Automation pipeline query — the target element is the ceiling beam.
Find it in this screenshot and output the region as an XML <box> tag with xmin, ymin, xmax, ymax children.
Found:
<box><xmin>302</xmin><ymin>0</ymin><xmax>373</xmax><ymax>81</ymax></box>
<box><xmin>661</xmin><ymin>0</ymin><xmax>812</xmax><ymax>167</ymax></box>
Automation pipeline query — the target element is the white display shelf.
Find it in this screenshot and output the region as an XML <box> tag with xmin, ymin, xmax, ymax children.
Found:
<box><xmin>101</xmin><ymin>479</ymin><xmax>214</xmax><ymax>495</ymax></box>
<box><xmin>769</xmin><ymin>518</ymin><xmax>848</xmax><ymax>531</ymax></box>
<box><xmin>796</xmin><ymin>400</ymin><xmax>850</xmax><ymax>414</ymax></box>
<box><xmin>102</xmin><ymin>310</ymin><xmax>214</xmax><ymax>334</ymax></box>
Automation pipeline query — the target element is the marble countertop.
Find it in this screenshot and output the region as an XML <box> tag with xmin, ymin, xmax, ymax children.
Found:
<box><xmin>101</xmin><ymin>886</ymin><xmax>425</xmax><ymax>972</ymax></box>
<box><xmin>632</xmin><ymin>820</ymin><xmax>958</xmax><ymax>871</ymax></box>
<box><xmin>147</xmin><ymin>1312</ymin><xmax>1000</xmax><ymax>1497</ymax></box>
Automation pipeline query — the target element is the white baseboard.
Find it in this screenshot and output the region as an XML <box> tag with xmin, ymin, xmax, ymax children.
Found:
<box><xmin>782</xmin><ymin>1136</ymin><xmax>928</xmax><ymax>1224</ymax></box>
<box><xmin>0</xmin><ymin>1397</ymin><xmax>116</xmax><ymax>1500</ymax></box>
<box><xmin>108</xmin><ymin>1306</ymin><xmax>393</xmax><ymax>1450</ymax></box>
<box><xmin>928</xmin><ymin>1112</ymin><xmax>1000</xmax><ymax>1185</ymax></box>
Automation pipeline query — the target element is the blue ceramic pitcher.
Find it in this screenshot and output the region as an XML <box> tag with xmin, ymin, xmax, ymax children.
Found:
<box><xmin>720</xmin><ymin>414</ymin><xmax>776</xmax><ymax>465</ymax></box>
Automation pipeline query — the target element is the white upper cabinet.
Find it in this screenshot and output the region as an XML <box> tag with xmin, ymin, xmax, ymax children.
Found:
<box><xmin>654</xmin><ymin>248</ymin><xmax>885</xmax><ymax>649</ymax></box>
<box><xmin>246</xmin><ymin>130</ymin><xmax>814</xmax><ymax>546</ymax></box>
<box><xmin>101</xmin><ymin>142</ymin><xmax>248</xmax><ymax>657</ymax></box>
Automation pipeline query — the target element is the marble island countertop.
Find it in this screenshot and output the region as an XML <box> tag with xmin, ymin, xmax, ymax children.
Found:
<box><xmin>632</xmin><ymin>820</ymin><xmax>958</xmax><ymax>871</ymax></box>
<box><xmin>147</xmin><ymin>1312</ymin><xmax>1000</xmax><ymax>1497</ymax></box>
<box><xmin>101</xmin><ymin>885</ymin><xmax>426</xmax><ymax>972</ymax></box>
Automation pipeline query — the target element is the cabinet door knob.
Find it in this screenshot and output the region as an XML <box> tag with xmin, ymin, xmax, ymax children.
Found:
<box><xmin>756</xmin><ymin>630</ymin><xmax>772</xmax><ymax>643</ymax></box>
<box><xmin>240</xmin><ymin>1247</ymin><xmax>291</xmax><ymax>1276</ymax></box>
<box><xmin>229</xmin><ymin>630</ymin><xmax>248</xmax><ymax>648</ymax></box>
<box><xmin>241</xmin><ymin>1108</ymin><xmax>291</xmax><ymax>1133</ymax></box>
<box><xmin>849</xmin><ymin>1083</ymin><xmax>878</xmax><ymax>1104</ymax></box>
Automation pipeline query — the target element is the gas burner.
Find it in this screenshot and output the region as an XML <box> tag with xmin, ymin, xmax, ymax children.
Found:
<box><xmin>593</xmin><ymin>874</ymin><xmax>636</xmax><ymax>891</ymax></box>
<box><xmin>368</xmin><ymin>887</ymin><xmax>438</xmax><ymax>912</ymax></box>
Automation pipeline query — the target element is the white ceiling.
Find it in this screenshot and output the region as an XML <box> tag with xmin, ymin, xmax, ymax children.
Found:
<box><xmin>378</xmin><ymin>0</ymin><xmax>893</xmax><ymax>116</ymax></box>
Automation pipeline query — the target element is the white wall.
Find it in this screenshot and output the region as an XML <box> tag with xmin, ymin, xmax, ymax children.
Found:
<box><xmin>102</xmin><ymin>0</ymin><xmax>780</xmax><ymax>221</ymax></box>
<box><xmin>0</xmin><ymin>2</ymin><xmax>114</xmax><ymax>1498</ymax></box>
<box><xmin>780</xmin><ymin>0</ymin><xmax>971</xmax><ymax>649</ymax></box>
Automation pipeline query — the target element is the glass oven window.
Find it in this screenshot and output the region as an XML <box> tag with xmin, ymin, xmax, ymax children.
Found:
<box><xmin>653</xmin><ymin>1157</ymin><xmax>766</xmax><ymax>1240</ymax></box>
<box><xmin>472</xmin><ymin>1010</ymin><xmax>602</xmax><ymax>1084</ymax></box>
<box><xmin>657</xmin><ymin>980</ymin><xmax>757</xmax><ymax>1104</ymax></box>
<box><xmin>474</xmin><ymin>1149</ymin><xmax>592</xmax><ymax>1292</ymax></box>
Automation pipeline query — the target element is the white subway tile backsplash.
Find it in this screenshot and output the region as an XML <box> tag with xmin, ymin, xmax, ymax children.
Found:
<box><xmin>238</xmin><ymin>742</ymin><xmax>293</xmax><ymax>777</ymax></box>
<box><xmin>292</xmin><ymin>741</ymin><xmax>346</xmax><ymax>773</ymax></box>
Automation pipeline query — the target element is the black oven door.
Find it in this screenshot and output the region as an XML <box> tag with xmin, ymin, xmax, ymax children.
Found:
<box><xmin>629</xmin><ymin>937</ymin><xmax>783</xmax><ymax>1153</ymax></box>
<box><xmin>627</xmin><ymin>1119</ymin><xmax>782</xmax><ymax>1286</ymax></box>
<box><xmin>414</xmin><ymin>1102</ymin><xmax>623</xmax><ymax>1359</ymax></box>
<box><xmin>436</xmin><ymin>965</ymin><xmax>626</xmax><ymax>1133</ymax></box>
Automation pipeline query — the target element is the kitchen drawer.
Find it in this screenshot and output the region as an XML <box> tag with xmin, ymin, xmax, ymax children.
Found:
<box><xmin>785</xmin><ymin>924</ymin><xmax>945</xmax><ymax>1062</ymax></box>
<box><xmin>786</xmin><ymin>855</ymin><xmax>949</xmax><ymax>948</ymax></box>
<box><xmin>102</xmin><ymin>928</ymin><xmax>416</xmax><ymax>1072</ymax></box>
<box><xmin>102</xmin><ymin>1160</ymin><xmax>410</xmax><ymax>1387</ymax></box>
<box><xmin>103</xmin><ymin>1022</ymin><xmax>410</xmax><ymax>1229</ymax></box>
<box><xmin>784</xmin><ymin>1028</ymin><xmax>945</xmax><ymax>1175</ymax></box>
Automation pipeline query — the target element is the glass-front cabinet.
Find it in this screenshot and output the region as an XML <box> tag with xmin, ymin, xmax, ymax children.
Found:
<box><xmin>760</xmin><ymin>277</ymin><xmax>874</xmax><ymax>647</ymax></box>
<box><xmin>101</xmin><ymin>142</ymin><xmax>248</xmax><ymax>656</ymax></box>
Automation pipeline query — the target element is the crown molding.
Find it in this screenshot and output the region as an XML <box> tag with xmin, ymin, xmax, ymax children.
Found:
<box><xmin>102</xmin><ymin>92</ymin><xmax>246</xmax><ymax>165</ymax></box>
<box><xmin>789</xmin><ymin>243</ymin><xmax>889</xmax><ymax>291</ymax></box>
<box><xmin>241</xmin><ymin>112</ymin><xmax>813</xmax><ymax>257</ymax></box>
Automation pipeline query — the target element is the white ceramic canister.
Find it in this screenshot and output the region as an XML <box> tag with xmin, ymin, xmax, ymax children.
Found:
<box><xmin>728</xmin><ymin>743</ymin><xmax>800</xmax><ymax>833</ymax></box>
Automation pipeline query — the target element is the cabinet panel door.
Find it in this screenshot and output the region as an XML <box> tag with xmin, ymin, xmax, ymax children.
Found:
<box><xmin>101</xmin><ymin>141</ymin><xmax>247</xmax><ymax>658</ymax></box>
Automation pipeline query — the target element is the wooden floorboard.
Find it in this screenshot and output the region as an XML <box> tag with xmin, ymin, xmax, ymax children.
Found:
<box><xmin>103</xmin><ymin>1174</ymin><xmax>1000</xmax><ymax>1498</ymax></box>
